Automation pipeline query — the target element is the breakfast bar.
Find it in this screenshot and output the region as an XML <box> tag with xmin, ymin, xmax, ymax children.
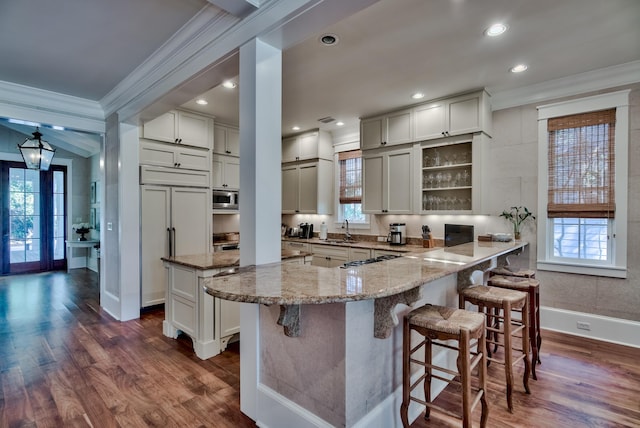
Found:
<box><xmin>204</xmin><ymin>240</ymin><xmax>527</xmax><ymax>427</ymax></box>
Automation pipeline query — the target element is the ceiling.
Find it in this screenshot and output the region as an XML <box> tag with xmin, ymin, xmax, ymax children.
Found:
<box><xmin>1</xmin><ymin>0</ymin><xmax>639</xmax><ymax>152</ymax></box>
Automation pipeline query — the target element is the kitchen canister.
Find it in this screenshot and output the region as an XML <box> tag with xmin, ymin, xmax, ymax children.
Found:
<box><xmin>319</xmin><ymin>222</ymin><xmax>328</xmax><ymax>240</ymax></box>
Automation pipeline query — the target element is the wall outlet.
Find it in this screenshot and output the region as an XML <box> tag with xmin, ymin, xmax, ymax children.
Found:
<box><xmin>577</xmin><ymin>321</ymin><xmax>591</xmax><ymax>331</ymax></box>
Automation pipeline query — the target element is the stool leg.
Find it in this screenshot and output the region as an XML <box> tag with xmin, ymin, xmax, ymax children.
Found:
<box><xmin>521</xmin><ymin>300</ymin><xmax>532</xmax><ymax>395</ymax></box>
<box><xmin>424</xmin><ymin>336</ymin><xmax>432</xmax><ymax>420</ymax></box>
<box><xmin>459</xmin><ymin>330</ymin><xmax>472</xmax><ymax>428</ymax></box>
<box><xmin>401</xmin><ymin>319</ymin><xmax>410</xmax><ymax>428</ymax></box>
<box><xmin>535</xmin><ymin>288</ymin><xmax>542</xmax><ymax>363</ymax></box>
<box><xmin>502</xmin><ymin>302</ymin><xmax>515</xmax><ymax>412</ymax></box>
<box><xmin>528</xmin><ymin>287</ymin><xmax>538</xmax><ymax>380</ymax></box>
<box><xmin>478</xmin><ymin>330</ymin><xmax>489</xmax><ymax>428</ymax></box>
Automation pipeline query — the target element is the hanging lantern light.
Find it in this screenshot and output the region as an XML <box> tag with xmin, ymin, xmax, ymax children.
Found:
<box><xmin>18</xmin><ymin>127</ymin><xmax>56</xmax><ymax>171</ymax></box>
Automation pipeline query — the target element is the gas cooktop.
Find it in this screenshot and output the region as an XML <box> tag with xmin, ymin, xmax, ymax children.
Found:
<box><xmin>340</xmin><ymin>254</ymin><xmax>402</xmax><ymax>269</ymax></box>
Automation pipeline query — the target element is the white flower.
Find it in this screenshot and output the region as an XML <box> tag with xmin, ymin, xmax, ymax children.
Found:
<box><xmin>72</xmin><ymin>222</ymin><xmax>91</xmax><ymax>230</ymax></box>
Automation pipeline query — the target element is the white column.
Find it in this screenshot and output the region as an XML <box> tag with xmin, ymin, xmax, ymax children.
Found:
<box><xmin>238</xmin><ymin>38</ymin><xmax>282</xmax><ymax>421</ymax></box>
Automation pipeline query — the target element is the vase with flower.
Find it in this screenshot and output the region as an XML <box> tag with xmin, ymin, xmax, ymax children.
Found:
<box><xmin>499</xmin><ymin>206</ymin><xmax>535</xmax><ymax>240</ymax></box>
<box><xmin>72</xmin><ymin>222</ymin><xmax>91</xmax><ymax>241</ymax></box>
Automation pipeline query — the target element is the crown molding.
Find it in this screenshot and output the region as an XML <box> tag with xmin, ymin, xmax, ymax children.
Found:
<box><xmin>490</xmin><ymin>60</ymin><xmax>640</xmax><ymax>111</ymax></box>
<box><xmin>0</xmin><ymin>80</ymin><xmax>105</xmax><ymax>133</ymax></box>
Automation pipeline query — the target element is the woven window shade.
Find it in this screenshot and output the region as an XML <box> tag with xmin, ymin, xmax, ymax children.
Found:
<box><xmin>547</xmin><ymin>109</ymin><xmax>616</xmax><ymax>218</ymax></box>
<box><xmin>339</xmin><ymin>150</ymin><xmax>362</xmax><ymax>204</ymax></box>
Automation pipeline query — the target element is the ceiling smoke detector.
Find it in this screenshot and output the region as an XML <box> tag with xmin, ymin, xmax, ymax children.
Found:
<box><xmin>318</xmin><ymin>33</ymin><xmax>339</xmax><ymax>46</ymax></box>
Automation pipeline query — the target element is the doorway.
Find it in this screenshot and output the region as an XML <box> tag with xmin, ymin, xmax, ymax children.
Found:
<box><xmin>0</xmin><ymin>161</ymin><xmax>67</xmax><ymax>274</ymax></box>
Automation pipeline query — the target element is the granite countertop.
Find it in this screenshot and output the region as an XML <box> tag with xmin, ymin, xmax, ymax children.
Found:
<box><xmin>162</xmin><ymin>249</ymin><xmax>310</xmax><ymax>270</ymax></box>
<box><xmin>282</xmin><ymin>236</ymin><xmax>426</xmax><ymax>253</ymax></box>
<box><xmin>203</xmin><ymin>240</ymin><xmax>527</xmax><ymax>305</ymax></box>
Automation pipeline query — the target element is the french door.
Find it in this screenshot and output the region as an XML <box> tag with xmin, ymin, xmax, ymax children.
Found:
<box><xmin>0</xmin><ymin>161</ymin><xmax>67</xmax><ymax>274</ymax></box>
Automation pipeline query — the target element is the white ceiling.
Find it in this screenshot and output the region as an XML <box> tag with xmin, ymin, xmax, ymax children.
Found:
<box><xmin>1</xmin><ymin>0</ymin><xmax>639</xmax><ymax>151</ymax></box>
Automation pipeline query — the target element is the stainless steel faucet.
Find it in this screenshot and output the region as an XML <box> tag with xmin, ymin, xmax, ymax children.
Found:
<box><xmin>342</xmin><ymin>219</ymin><xmax>352</xmax><ymax>241</ymax></box>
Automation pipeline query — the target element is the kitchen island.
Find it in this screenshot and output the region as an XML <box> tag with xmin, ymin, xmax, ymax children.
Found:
<box><xmin>161</xmin><ymin>249</ymin><xmax>310</xmax><ymax>359</ymax></box>
<box><xmin>204</xmin><ymin>240</ymin><xmax>527</xmax><ymax>427</ymax></box>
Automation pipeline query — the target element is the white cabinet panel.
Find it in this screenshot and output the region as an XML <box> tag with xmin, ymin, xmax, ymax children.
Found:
<box><xmin>219</xmin><ymin>299</ymin><xmax>240</xmax><ymax>338</ymax></box>
<box><xmin>143</xmin><ymin>111</ymin><xmax>178</xmax><ymax>143</ymax></box>
<box><xmin>212</xmin><ymin>154</ymin><xmax>240</xmax><ymax>189</ymax></box>
<box><xmin>363</xmin><ymin>147</ymin><xmax>413</xmax><ymax>214</ymax></box>
<box><xmin>142</xmin><ymin>110</ymin><xmax>213</xmax><ymax>149</ymax></box>
<box><xmin>360</xmin><ymin>109</ymin><xmax>412</xmax><ymax>150</ymax></box>
<box><xmin>140</xmin><ymin>140</ymin><xmax>210</xmax><ymax>171</ymax></box>
<box><xmin>213</xmin><ymin>124</ymin><xmax>240</xmax><ymax>156</ymax></box>
<box><xmin>281</xmin><ymin>130</ymin><xmax>332</xmax><ymax>162</ymax></box>
<box><xmin>281</xmin><ymin>160</ymin><xmax>333</xmax><ymax>214</ymax></box>
<box><xmin>298</xmin><ymin>163</ymin><xmax>318</xmax><ymax>213</ymax></box>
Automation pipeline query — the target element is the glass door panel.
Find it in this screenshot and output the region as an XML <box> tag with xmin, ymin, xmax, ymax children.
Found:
<box><xmin>53</xmin><ymin>171</ymin><xmax>65</xmax><ymax>261</ymax></box>
<box><xmin>9</xmin><ymin>168</ymin><xmax>41</xmax><ymax>266</ymax></box>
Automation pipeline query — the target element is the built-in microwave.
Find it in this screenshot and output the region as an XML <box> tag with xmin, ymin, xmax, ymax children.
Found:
<box><xmin>213</xmin><ymin>189</ymin><xmax>239</xmax><ymax>210</ymax></box>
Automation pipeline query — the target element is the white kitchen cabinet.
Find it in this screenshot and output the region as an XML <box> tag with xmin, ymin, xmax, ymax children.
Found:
<box><xmin>213</xmin><ymin>124</ymin><xmax>240</xmax><ymax>156</ymax></box>
<box><xmin>282</xmin><ymin>129</ymin><xmax>333</xmax><ymax>163</ymax></box>
<box><xmin>140</xmin><ymin>165</ymin><xmax>210</xmax><ymax>188</ymax></box>
<box><xmin>349</xmin><ymin>247</ymin><xmax>371</xmax><ymax>261</ymax></box>
<box><xmin>212</xmin><ymin>154</ymin><xmax>240</xmax><ymax>189</ymax></box>
<box><xmin>142</xmin><ymin>110</ymin><xmax>213</xmax><ymax>149</ymax></box>
<box><xmin>418</xmin><ymin>133</ymin><xmax>488</xmax><ymax>214</ymax></box>
<box><xmin>140</xmin><ymin>186</ymin><xmax>210</xmax><ymax>308</ymax></box>
<box><xmin>360</xmin><ymin>108</ymin><xmax>413</xmax><ymax>150</ymax></box>
<box><xmin>413</xmin><ymin>90</ymin><xmax>491</xmax><ymax>141</ymax></box>
<box><xmin>282</xmin><ymin>240</ymin><xmax>311</xmax><ymax>252</ymax></box>
<box><xmin>310</xmin><ymin>244</ymin><xmax>349</xmax><ymax>268</ymax></box>
<box><xmin>140</xmin><ymin>139</ymin><xmax>211</xmax><ymax>171</ymax></box>
<box><xmin>282</xmin><ymin>159</ymin><xmax>333</xmax><ymax>214</ymax></box>
<box><xmin>163</xmin><ymin>262</ymin><xmax>240</xmax><ymax>360</ymax></box>
<box><xmin>362</xmin><ymin>147</ymin><xmax>413</xmax><ymax>214</ymax></box>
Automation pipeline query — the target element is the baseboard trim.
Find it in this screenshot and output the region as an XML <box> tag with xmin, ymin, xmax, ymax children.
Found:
<box><xmin>256</xmin><ymin>383</ymin><xmax>333</xmax><ymax>428</ymax></box>
<box><xmin>540</xmin><ymin>307</ymin><xmax>640</xmax><ymax>348</ymax></box>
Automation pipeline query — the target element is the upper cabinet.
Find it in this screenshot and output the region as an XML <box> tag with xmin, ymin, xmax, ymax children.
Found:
<box><xmin>213</xmin><ymin>124</ymin><xmax>240</xmax><ymax>156</ymax></box>
<box><xmin>139</xmin><ymin>140</ymin><xmax>211</xmax><ymax>171</ymax></box>
<box><xmin>212</xmin><ymin>154</ymin><xmax>240</xmax><ymax>190</ymax></box>
<box><xmin>362</xmin><ymin>146</ymin><xmax>413</xmax><ymax>214</ymax></box>
<box><xmin>360</xmin><ymin>108</ymin><xmax>413</xmax><ymax>150</ymax></box>
<box><xmin>142</xmin><ymin>110</ymin><xmax>213</xmax><ymax>150</ymax></box>
<box><xmin>282</xmin><ymin>129</ymin><xmax>333</xmax><ymax>163</ymax></box>
<box><xmin>414</xmin><ymin>90</ymin><xmax>491</xmax><ymax>141</ymax></box>
<box><xmin>282</xmin><ymin>160</ymin><xmax>333</xmax><ymax>215</ymax></box>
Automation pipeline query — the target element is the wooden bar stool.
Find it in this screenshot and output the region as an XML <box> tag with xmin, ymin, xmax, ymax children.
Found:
<box><xmin>401</xmin><ymin>304</ymin><xmax>489</xmax><ymax>428</ymax></box>
<box><xmin>488</xmin><ymin>274</ymin><xmax>541</xmax><ymax>378</ymax></box>
<box><xmin>459</xmin><ymin>286</ymin><xmax>531</xmax><ymax>412</ymax></box>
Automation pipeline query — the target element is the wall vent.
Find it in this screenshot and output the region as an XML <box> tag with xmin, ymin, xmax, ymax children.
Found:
<box><xmin>317</xmin><ymin>116</ymin><xmax>335</xmax><ymax>124</ymax></box>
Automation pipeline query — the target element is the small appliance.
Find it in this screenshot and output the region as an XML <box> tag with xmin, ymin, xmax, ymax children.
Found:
<box><xmin>444</xmin><ymin>224</ymin><xmax>474</xmax><ymax>247</ymax></box>
<box><xmin>299</xmin><ymin>223</ymin><xmax>314</xmax><ymax>239</ymax></box>
<box><xmin>388</xmin><ymin>223</ymin><xmax>407</xmax><ymax>245</ymax></box>
<box><xmin>213</xmin><ymin>189</ymin><xmax>239</xmax><ymax>210</ymax></box>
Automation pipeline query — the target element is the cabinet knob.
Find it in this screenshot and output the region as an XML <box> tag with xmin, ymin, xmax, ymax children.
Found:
<box><xmin>226</xmin><ymin>150</ymin><xmax>231</xmax><ymax>154</ymax></box>
<box><xmin>381</xmin><ymin>141</ymin><xmax>387</xmax><ymax>146</ymax></box>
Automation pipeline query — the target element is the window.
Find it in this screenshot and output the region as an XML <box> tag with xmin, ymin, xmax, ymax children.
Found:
<box><xmin>537</xmin><ymin>91</ymin><xmax>629</xmax><ymax>278</ymax></box>
<box><xmin>338</xmin><ymin>150</ymin><xmax>368</xmax><ymax>224</ymax></box>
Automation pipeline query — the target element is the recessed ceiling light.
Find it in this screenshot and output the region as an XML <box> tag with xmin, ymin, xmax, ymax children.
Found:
<box><xmin>292</xmin><ymin>126</ymin><xmax>300</xmax><ymax>131</ymax></box>
<box><xmin>411</xmin><ymin>92</ymin><xmax>425</xmax><ymax>100</ymax></box>
<box><xmin>222</xmin><ymin>80</ymin><xmax>237</xmax><ymax>89</ymax></box>
<box><xmin>336</xmin><ymin>121</ymin><xmax>344</xmax><ymax>126</ymax></box>
<box><xmin>318</xmin><ymin>33</ymin><xmax>339</xmax><ymax>46</ymax></box>
<box><xmin>195</xmin><ymin>99</ymin><xmax>208</xmax><ymax>105</ymax></box>
<box><xmin>51</xmin><ymin>125</ymin><xmax>65</xmax><ymax>131</ymax></box>
<box><xmin>510</xmin><ymin>64</ymin><xmax>528</xmax><ymax>73</ymax></box>
<box><xmin>485</xmin><ymin>23</ymin><xmax>508</xmax><ymax>37</ymax></box>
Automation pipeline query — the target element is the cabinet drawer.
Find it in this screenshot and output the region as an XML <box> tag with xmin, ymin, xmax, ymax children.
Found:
<box><xmin>311</xmin><ymin>244</ymin><xmax>349</xmax><ymax>259</ymax></box>
<box><xmin>140</xmin><ymin>165</ymin><xmax>210</xmax><ymax>188</ymax></box>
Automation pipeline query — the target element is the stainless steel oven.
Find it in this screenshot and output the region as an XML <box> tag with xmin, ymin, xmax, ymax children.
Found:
<box><xmin>213</xmin><ymin>190</ymin><xmax>239</xmax><ymax>210</ymax></box>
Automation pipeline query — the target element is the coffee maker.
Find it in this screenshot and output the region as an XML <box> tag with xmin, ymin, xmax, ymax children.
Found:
<box><xmin>388</xmin><ymin>223</ymin><xmax>407</xmax><ymax>245</ymax></box>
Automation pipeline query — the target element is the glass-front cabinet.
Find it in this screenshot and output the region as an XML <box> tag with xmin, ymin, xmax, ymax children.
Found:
<box><xmin>420</xmin><ymin>140</ymin><xmax>473</xmax><ymax>213</ymax></box>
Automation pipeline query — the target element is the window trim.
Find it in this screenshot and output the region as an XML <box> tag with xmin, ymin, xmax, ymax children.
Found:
<box><xmin>334</xmin><ymin>149</ymin><xmax>370</xmax><ymax>228</ymax></box>
<box><xmin>537</xmin><ymin>90</ymin><xmax>629</xmax><ymax>278</ymax></box>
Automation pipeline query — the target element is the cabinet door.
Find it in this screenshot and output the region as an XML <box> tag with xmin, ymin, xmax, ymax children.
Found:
<box><xmin>349</xmin><ymin>248</ymin><xmax>371</xmax><ymax>261</ymax></box>
<box><xmin>282</xmin><ymin>165</ymin><xmax>299</xmax><ymax>213</ymax></box>
<box><xmin>297</xmin><ymin>163</ymin><xmax>318</xmax><ymax>213</ymax></box>
<box><xmin>362</xmin><ymin>154</ymin><xmax>384</xmax><ymax>212</ymax></box>
<box><xmin>414</xmin><ymin>103</ymin><xmax>446</xmax><ymax>141</ymax></box>
<box><xmin>385</xmin><ymin>110</ymin><xmax>412</xmax><ymax>145</ymax></box>
<box><xmin>448</xmin><ymin>95</ymin><xmax>480</xmax><ymax>136</ymax></box>
<box><xmin>177</xmin><ymin>111</ymin><xmax>212</xmax><ymax>149</ymax></box>
<box><xmin>171</xmin><ymin>187</ymin><xmax>210</xmax><ymax>256</ymax></box>
<box><xmin>141</xmin><ymin>186</ymin><xmax>171</xmax><ymax>307</ymax></box>
<box><xmin>387</xmin><ymin>150</ymin><xmax>413</xmax><ymax>213</ymax></box>
<box><xmin>282</xmin><ymin>136</ymin><xmax>298</xmax><ymax>163</ymax></box>
<box><xmin>224</xmin><ymin>157</ymin><xmax>240</xmax><ymax>189</ymax></box>
<box><xmin>140</xmin><ymin>141</ymin><xmax>176</xmax><ymax>167</ymax></box>
<box><xmin>297</xmin><ymin>132</ymin><xmax>319</xmax><ymax>160</ymax></box>
<box><xmin>212</xmin><ymin>156</ymin><xmax>224</xmax><ymax>188</ymax></box>
<box><xmin>176</xmin><ymin>146</ymin><xmax>210</xmax><ymax>171</ymax></box>
<box><xmin>226</xmin><ymin>127</ymin><xmax>240</xmax><ymax>156</ymax></box>
<box><xmin>361</xmin><ymin>117</ymin><xmax>384</xmax><ymax>150</ymax></box>
<box><xmin>143</xmin><ymin>111</ymin><xmax>178</xmax><ymax>143</ymax></box>
<box><xmin>219</xmin><ymin>299</ymin><xmax>241</xmax><ymax>337</ymax></box>
<box><xmin>213</xmin><ymin>125</ymin><xmax>227</xmax><ymax>155</ymax></box>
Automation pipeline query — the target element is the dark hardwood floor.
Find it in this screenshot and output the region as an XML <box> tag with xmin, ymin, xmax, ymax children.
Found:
<box><xmin>1</xmin><ymin>270</ymin><xmax>638</xmax><ymax>427</ymax></box>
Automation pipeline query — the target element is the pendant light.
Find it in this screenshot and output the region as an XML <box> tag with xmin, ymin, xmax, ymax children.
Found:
<box><xmin>18</xmin><ymin>127</ymin><xmax>55</xmax><ymax>171</ymax></box>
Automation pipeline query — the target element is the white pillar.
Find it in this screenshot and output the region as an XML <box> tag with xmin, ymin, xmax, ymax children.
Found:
<box><xmin>238</xmin><ymin>38</ymin><xmax>282</xmax><ymax>420</ymax></box>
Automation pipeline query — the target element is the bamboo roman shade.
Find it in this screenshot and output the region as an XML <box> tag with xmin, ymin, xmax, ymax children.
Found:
<box><xmin>339</xmin><ymin>150</ymin><xmax>362</xmax><ymax>204</ymax></box>
<box><xmin>547</xmin><ymin>108</ymin><xmax>616</xmax><ymax>218</ymax></box>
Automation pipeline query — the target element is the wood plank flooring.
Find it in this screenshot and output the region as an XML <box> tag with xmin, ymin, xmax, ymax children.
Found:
<box><xmin>1</xmin><ymin>270</ymin><xmax>639</xmax><ymax>427</ymax></box>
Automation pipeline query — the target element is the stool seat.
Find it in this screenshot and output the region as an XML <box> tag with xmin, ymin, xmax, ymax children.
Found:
<box><xmin>489</xmin><ymin>275</ymin><xmax>539</xmax><ymax>291</ymax></box>
<box><xmin>401</xmin><ymin>304</ymin><xmax>489</xmax><ymax>428</ymax></box>
<box><xmin>491</xmin><ymin>266</ymin><xmax>536</xmax><ymax>278</ymax></box>
<box><xmin>407</xmin><ymin>305</ymin><xmax>486</xmax><ymax>335</ymax></box>
<box><xmin>460</xmin><ymin>285</ymin><xmax>527</xmax><ymax>308</ymax></box>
